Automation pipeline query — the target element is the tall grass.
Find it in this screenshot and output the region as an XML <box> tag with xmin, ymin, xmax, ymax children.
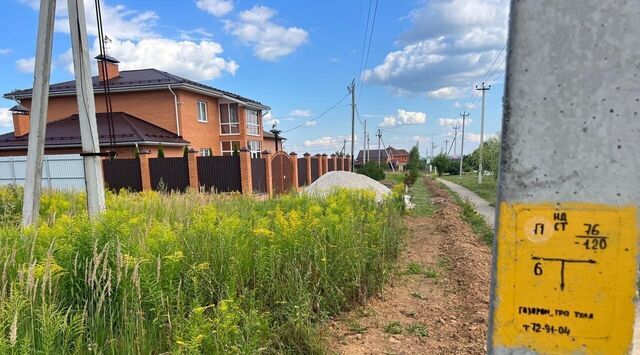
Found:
<box><xmin>0</xmin><ymin>186</ymin><xmax>404</xmax><ymax>353</ymax></box>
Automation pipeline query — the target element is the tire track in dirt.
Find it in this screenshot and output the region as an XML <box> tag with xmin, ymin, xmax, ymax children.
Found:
<box><xmin>324</xmin><ymin>178</ymin><xmax>492</xmax><ymax>354</ymax></box>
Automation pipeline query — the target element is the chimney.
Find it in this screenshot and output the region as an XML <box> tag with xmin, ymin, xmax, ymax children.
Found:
<box><xmin>9</xmin><ymin>104</ymin><xmax>30</xmax><ymax>137</ymax></box>
<box><xmin>95</xmin><ymin>54</ymin><xmax>120</xmax><ymax>81</ymax></box>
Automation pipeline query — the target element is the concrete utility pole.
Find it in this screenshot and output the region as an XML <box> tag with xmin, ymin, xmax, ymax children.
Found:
<box><xmin>488</xmin><ymin>1</ymin><xmax>640</xmax><ymax>354</ymax></box>
<box><xmin>376</xmin><ymin>129</ymin><xmax>382</xmax><ymax>165</ymax></box>
<box><xmin>68</xmin><ymin>0</ymin><xmax>106</xmax><ymax>217</ymax></box>
<box><xmin>458</xmin><ymin>112</ymin><xmax>468</xmax><ymax>177</ymax></box>
<box><xmin>22</xmin><ymin>0</ymin><xmax>56</xmax><ymax>226</ymax></box>
<box><xmin>363</xmin><ymin>119</ymin><xmax>367</xmax><ymax>164</ymax></box>
<box><xmin>476</xmin><ymin>82</ymin><xmax>490</xmax><ymax>184</ymax></box>
<box><xmin>452</xmin><ymin>125</ymin><xmax>460</xmax><ymax>157</ymax></box>
<box><xmin>349</xmin><ymin>80</ymin><xmax>355</xmax><ymax>170</ymax></box>
<box><xmin>444</xmin><ymin>139</ymin><xmax>449</xmax><ymax>156</ymax></box>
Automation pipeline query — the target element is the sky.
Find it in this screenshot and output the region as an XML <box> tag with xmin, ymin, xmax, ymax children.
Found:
<box><xmin>0</xmin><ymin>0</ymin><xmax>510</xmax><ymax>157</ymax></box>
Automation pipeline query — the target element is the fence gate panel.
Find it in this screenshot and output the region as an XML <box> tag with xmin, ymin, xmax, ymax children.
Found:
<box><xmin>297</xmin><ymin>158</ymin><xmax>307</xmax><ymax>187</ymax></box>
<box><xmin>197</xmin><ymin>156</ymin><xmax>242</xmax><ymax>193</ymax></box>
<box><xmin>103</xmin><ymin>158</ymin><xmax>142</xmax><ymax>192</ymax></box>
<box><xmin>310</xmin><ymin>158</ymin><xmax>320</xmax><ymax>182</ymax></box>
<box><xmin>251</xmin><ymin>158</ymin><xmax>267</xmax><ymax>193</ymax></box>
<box><xmin>149</xmin><ymin>157</ymin><xmax>190</xmax><ymax>192</ymax></box>
<box><xmin>271</xmin><ymin>153</ymin><xmax>294</xmax><ymax>194</ymax></box>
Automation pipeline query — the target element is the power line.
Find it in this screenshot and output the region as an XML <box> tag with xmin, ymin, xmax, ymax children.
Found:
<box><xmin>357</xmin><ymin>0</ymin><xmax>374</xmax><ymax>86</ymax></box>
<box><xmin>283</xmin><ymin>92</ymin><xmax>350</xmax><ymax>133</ymax></box>
<box><xmin>460</xmin><ymin>42</ymin><xmax>507</xmax><ymax>112</ymax></box>
<box><xmin>358</xmin><ymin>0</ymin><xmax>379</xmax><ymax>100</ymax></box>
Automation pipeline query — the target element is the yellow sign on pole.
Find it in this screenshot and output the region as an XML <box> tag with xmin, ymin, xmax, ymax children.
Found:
<box><xmin>491</xmin><ymin>203</ymin><xmax>638</xmax><ymax>354</ymax></box>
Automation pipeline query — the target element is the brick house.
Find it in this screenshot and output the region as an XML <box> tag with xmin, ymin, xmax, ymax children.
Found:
<box><xmin>1</xmin><ymin>55</ymin><xmax>283</xmax><ymax>158</ymax></box>
<box><xmin>356</xmin><ymin>146</ymin><xmax>410</xmax><ymax>167</ymax></box>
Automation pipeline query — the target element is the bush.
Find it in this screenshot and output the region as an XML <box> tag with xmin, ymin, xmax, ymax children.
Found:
<box><xmin>357</xmin><ymin>162</ymin><xmax>386</xmax><ymax>181</ymax></box>
<box><xmin>0</xmin><ymin>187</ymin><xmax>404</xmax><ymax>353</ymax></box>
<box><xmin>430</xmin><ymin>154</ymin><xmax>458</xmax><ymax>176</ymax></box>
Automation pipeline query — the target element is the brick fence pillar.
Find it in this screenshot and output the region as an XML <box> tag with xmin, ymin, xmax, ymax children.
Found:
<box><xmin>315</xmin><ymin>154</ymin><xmax>322</xmax><ymax>179</ymax></box>
<box><xmin>321</xmin><ymin>154</ymin><xmax>328</xmax><ymax>176</ymax></box>
<box><xmin>239</xmin><ymin>148</ymin><xmax>253</xmax><ymax>195</ymax></box>
<box><xmin>289</xmin><ymin>152</ymin><xmax>299</xmax><ymax>190</ymax></box>
<box><xmin>346</xmin><ymin>155</ymin><xmax>352</xmax><ymax>172</ymax></box>
<box><xmin>305</xmin><ymin>153</ymin><xmax>312</xmax><ymax>185</ymax></box>
<box><xmin>339</xmin><ymin>155</ymin><xmax>345</xmax><ymax>170</ymax></box>
<box><xmin>262</xmin><ymin>150</ymin><xmax>273</xmax><ymax>197</ymax></box>
<box><xmin>138</xmin><ymin>150</ymin><xmax>152</xmax><ymax>191</ymax></box>
<box><xmin>187</xmin><ymin>149</ymin><xmax>199</xmax><ymax>191</ymax></box>
<box><xmin>331</xmin><ymin>154</ymin><xmax>337</xmax><ymax>172</ymax></box>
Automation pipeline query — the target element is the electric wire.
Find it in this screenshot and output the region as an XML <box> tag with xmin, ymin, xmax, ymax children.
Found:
<box><xmin>283</xmin><ymin>92</ymin><xmax>350</xmax><ymax>133</ymax></box>
<box><xmin>95</xmin><ymin>0</ymin><xmax>117</xmax><ymax>158</ymax></box>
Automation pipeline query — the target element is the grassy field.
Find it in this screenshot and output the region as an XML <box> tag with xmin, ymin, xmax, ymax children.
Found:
<box><xmin>384</xmin><ymin>172</ymin><xmax>435</xmax><ymax>217</ymax></box>
<box><xmin>0</xmin><ymin>186</ymin><xmax>404</xmax><ymax>353</ymax></box>
<box><xmin>439</xmin><ymin>173</ymin><xmax>497</xmax><ymax>206</ymax></box>
<box><xmin>437</xmin><ymin>181</ymin><xmax>494</xmax><ymax>246</ymax></box>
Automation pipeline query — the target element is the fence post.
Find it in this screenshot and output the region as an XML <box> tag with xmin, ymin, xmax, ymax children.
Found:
<box><xmin>262</xmin><ymin>150</ymin><xmax>273</xmax><ymax>197</ymax></box>
<box><xmin>321</xmin><ymin>154</ymin><xmax>328</xmax><ymax>176</ymax></box>
<box><xmin>305</xmin><ymin>153</ymin><xmax>312</xmax><ymax>185</ymax></box>
<box><xmin>239</xmin><ymin>148</ymin><xmax>253</xmax><ymax>196</ymax></box>
<box><xmin>314</xmin><ymin>154</ymin><xmax>322</xmax><ymax>178</ymax></box>
<box><xmin>138</xmin><ymin>150</ymin><xmax>152</xmax><ymax>191</ymax></box>
<box><xmin>187</xmin><ymin>148</ymin><xmax>199</xmax><ymax>191</ymax></box>
<box><xmin>339</xmin><ymin>155</ymin><xmax>345</xmax><ymax>171</ymax></box>
<box><xmin>346</xmin><ymin>155</ymin><xmax>352</xmax><ymax>172</ymax></box>
<box><xmin>289</xmin><ymin>152</ymin><xmax>299</xmax><ymax>189</ymax></box>
<box><xmin>330</xmin><ymin>154</ymin><xmax>337</xmax><ymax>172</ymax></box>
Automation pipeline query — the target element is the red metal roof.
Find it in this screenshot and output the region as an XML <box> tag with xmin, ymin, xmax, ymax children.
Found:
<box><xmin>0</xmin><ymin>112</ymin><xmax>189</xmax><ymax>150</ymax></box>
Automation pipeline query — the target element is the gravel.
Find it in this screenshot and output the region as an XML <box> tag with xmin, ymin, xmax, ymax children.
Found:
<box><xmin>304</xmin><ymin>171</ymin><xmax>391</xmax><ymax>201</ymax></box>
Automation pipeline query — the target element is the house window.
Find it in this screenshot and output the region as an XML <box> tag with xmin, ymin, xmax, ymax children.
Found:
<box><xmin>200</xmin><ymin>148</ymin><xmax>212</xmax><ymax>156</ymax></box>
<box><xmin>219</xmin><ymin>103</ymin><xmax>239</xmax><ymax>134</ymax></box>
<box><xmin>221</xmin><ymin>141</ymin><xmax>241</xmax><ymax>156</ymax></box>
<box><xmin>247</xmin><ymin>109</ymin><xmax>260</xmax><ymax>136</ymax></box>
<box><xmin>248</xmin><ymin>140</ymin><xmax>261</xmax><ymax>158</ymax></box>
<box><xmin>197</xmin><ymin>101</ymin><xmax>208</xmax><ymax>122</ymax></box>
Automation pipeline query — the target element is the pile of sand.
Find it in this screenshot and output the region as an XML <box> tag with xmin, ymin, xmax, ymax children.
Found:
<box><xmin>303</xmin><ymin>171</ymin><xmax>391</xmax><ymax>201</ymax></box>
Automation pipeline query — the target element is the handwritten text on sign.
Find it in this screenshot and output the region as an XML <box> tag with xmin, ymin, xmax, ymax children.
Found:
<box><xmin>492</xmin><ymin>203</ymin><xmax>638</xmax><ymax>354</ymax></box>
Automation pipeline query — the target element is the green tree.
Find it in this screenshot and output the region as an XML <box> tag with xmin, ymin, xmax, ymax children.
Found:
<box><xmin>183</xmin><ymin>145</ymin><xmax>189</xmax><ymax>158</ymax></box>
<box><xmin>431</xmin><ymin>154</ymin><xmax>454</xmax><ymax>176</ymax></box>
<box><xmin>405</xmin><ymin>146</ymin><xmax>424</xmax><ymax>172</ymax></box>
<box><xmin>357</xmin><ymin>162</ymin><xmax>385</xmax><ymax>181</ymax></box>
<box><xmin>467</xmin><ymin>137</ymin><xmax>500</xmax><ymax>175</ymax></box>
<box><xmin>157</xmin><ymin>143</ymin><xmax>165</xmax><ymax>158</ymax></box>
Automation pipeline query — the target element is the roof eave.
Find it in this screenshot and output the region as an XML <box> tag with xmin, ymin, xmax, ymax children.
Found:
<box><xmin>0</xmin><ymin>141</ymin><xmax>189</xmax><ymax>151</ymax></box>
<box><xmin>4</xmin><ymin>83</ymin><xmax>271</xmax><ymax>111</ymax></box>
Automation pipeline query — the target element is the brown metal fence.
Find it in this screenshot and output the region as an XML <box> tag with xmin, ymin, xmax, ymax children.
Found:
<box><xmin>251</xmin><ymin>158</ymin><xmax>267</xmax><ymax>193</ymax></box>
<box><xmin>297</xmin><ymin>158</ymin><xmax>307</xmax><ymax>186</ymax></box>
<box><xmin>328</xmin><ymin>159</ymin><xmax>335</xmax><ymax>172</ymax></box>
<box><xmin>102</xmin><ymin>158</ymin><xmax>142</xmax><ymax>192</ymax></box>
<box><xmin>149</xmin><ymin>157</ymin><xmax>190</xmax><ymax>192</ymax></box>
<box><xmin>310</xmin><ymin>158</ymin><xmax>320</xmax><ymax>182</ymax></box>
<box><xmin>197</xmin><ymin>156</ymin><xmax>242</xmax><ymax>193</ymax></box>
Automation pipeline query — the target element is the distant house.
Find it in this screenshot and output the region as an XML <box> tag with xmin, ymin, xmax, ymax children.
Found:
<box><xmin>356</xmin><ymin>146</ymin><xmax>410</xmax><ymax>167</ymax></box>
<box><xmin>1</xmin><ymin>55</ymin><xmax>284</xmax><ymax>158</ymax></box>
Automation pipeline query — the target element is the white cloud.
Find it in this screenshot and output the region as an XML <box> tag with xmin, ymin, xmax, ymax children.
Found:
<box><xmin>91</xmin><ymin>38</ymin><xmax>238</xmax><ymax>81</ymax></box>
<box><xmin>379</xmin><ymin>109</ymin><xmax>426</xmax><ymax>127</ymax></box>
<box><xmin>178</xmin><ymin>28</ymin><xmax>214</xmax><ymax>41</ymax></box>
<box><xmin>289</xmin><ymin>109</ymin><xmax>312</xmax><ymax>117</ymax></box>
<box><xmin>454</xmin><ymin>101</ymin><xmax>477</xmax><ymax>110</ymax></box>
<box><xmin>21</xmin><ymin>0</ymin><xmax>158</xmax><ymax>41</ymax></box>
<box><xmin>439</xmin><ymin>117</ymin><xmax>473</xmax><ymax>127</ymax></box>
<box><xmin>364</xmin><ymin>0</ymin><xmax>508</xmax><ymax>99</ymax></box>
<box><xmin>0</xmin><ymin>108</ymin><xmax>13</xmax><ymax>127</ymax></box>
<box><xmin>224</xmin><ymin>6</ymin><xmax>308</xmax><ymax>61</ymax></box>
<box><xmin>0</xmin><ymin>48</ymin><xmax>11</xmax><ymax>56</ymax></box>
<box><xmin>195</xmin><ymin>0</ymin><xmax>233</xmax><ymax>17</ymax></box>
<box><xmin>15</xmin><ymin>57</ymin><xmax>35</xmax><ymax>73</ymax></box>
<box><xmin>304</xmin><ymin>135</ymin><xmax>356</xmax><ymax>149</ymax></box>
<box><xmin>465</xmin><ymin>132</ymin><xmax>497</xmax><ymax>143</ymax></box>
<box><xmin>303</xmin><ymin>121</ymin><xmax>317</xmax><ymax>127</ymax></box>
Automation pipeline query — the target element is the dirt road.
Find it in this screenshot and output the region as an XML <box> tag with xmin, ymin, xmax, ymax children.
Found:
<box><xmin>324</xmin><ymin>178</ymin><xmax>493</xmax><ymax>354</ymax></box>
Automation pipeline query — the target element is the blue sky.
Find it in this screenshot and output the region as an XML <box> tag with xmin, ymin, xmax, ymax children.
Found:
<box><xmin>0</xmin><ymin>0</ymin><xmax>509</xmax><ymax>156</ymax></box>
